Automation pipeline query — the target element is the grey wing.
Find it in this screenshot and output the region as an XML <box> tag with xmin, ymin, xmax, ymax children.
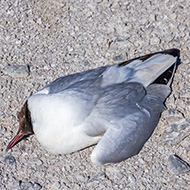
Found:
<box><xmin>83</xmin><ymin>82</ymin><xmax>146</xmax><ymax>137</ymax></box>
<box><xmin>91</xmin><ymin>110</ymin><xmax>152</xmax><ymax>165</ymax></box>
<box><xmin>90</xmin><ymin>83</ymin><xmax>170</xmax><ymax>165</ymax></box>
<box><xmin>43</xmin><ymin>66</ymin><xmax>107</xmax><ymax>94</ymax></box>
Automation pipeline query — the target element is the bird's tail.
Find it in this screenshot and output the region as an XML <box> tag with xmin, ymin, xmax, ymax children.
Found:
<box><xmin>119</xmin><ymin>49</ymin><xmax>180</xmax><ymax>87</ymax></box>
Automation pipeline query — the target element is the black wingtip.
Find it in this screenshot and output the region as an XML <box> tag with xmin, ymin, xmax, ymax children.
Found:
<box><xmin>159</xmin><ymin>48</ymin><xmax>180</xmax><ymax>58</ymax></box>
<box><xmin>153</xmin><ymin>49</ymin><xmax>181</xmax><ymax>85</ymax></box>
<box><xmin>118</xmin><ymin>48</ymin><xmax>180</xmax><ymax>67</ymax></box>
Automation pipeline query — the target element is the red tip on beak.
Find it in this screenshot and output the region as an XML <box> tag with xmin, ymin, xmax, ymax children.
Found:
<box><xmin>6</xmin><ymin>130</ymin><xmax>23</xmax><ymax>151</ymax></box>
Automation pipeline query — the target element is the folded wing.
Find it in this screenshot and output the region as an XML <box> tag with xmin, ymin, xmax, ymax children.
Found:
<box><xmin>91</xmin><ymin>83</ymin><xmax>171</xmax><ymax>165</ymax></box>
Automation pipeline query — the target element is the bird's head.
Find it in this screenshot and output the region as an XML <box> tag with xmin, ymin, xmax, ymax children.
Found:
<box><xmin>6</xmin><ymin>101</ymin><xmax>34</xmax><ymax>150</ymax></box>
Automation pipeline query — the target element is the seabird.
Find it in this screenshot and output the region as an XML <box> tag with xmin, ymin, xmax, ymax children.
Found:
<box><xmin>7</xmin><ymin>49</ymin><xmax>180</xmax><ymax>165</ymax></box>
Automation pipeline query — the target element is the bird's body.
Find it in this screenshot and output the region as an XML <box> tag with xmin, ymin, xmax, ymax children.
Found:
<box><xmin>7</xmin><ymin>49</ymin><xmax>180</xmax><ymax>165</ymax></box>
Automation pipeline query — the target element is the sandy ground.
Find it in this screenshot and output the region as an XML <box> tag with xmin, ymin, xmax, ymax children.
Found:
<box><xmin>0</xmin><ymin>0</ymin><xmax>190</xmax><ymax>189</ymax></box>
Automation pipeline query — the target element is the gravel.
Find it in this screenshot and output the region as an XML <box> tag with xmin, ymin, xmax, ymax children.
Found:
<box><xmin>1</xmin><ymin>0</ymin><xmax>190</xmax><ymax>189</ymax></box>
<box><xmin>162</xmin><ymin>118</ymin><xmax>190</xmax><ymax>145</ymax></box>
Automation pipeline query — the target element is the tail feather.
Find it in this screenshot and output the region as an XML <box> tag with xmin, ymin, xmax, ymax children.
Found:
<box><xmin>119</xmin><ymin>48</ymin><xmax>180</xmax><ymax>67</ymax></box>
<box><xmin>119</xmin><ymin>49</ymin><xmax>180</xmax><ymax>87</ymax></box>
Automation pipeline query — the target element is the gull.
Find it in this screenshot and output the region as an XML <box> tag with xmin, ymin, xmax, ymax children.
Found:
<box><xmin>7</xmin><ymin>49</ymin><xmax>180</xmax><ymax>165</ymax></box>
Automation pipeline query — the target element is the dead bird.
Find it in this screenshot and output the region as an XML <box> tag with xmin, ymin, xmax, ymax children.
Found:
<box><xmin>7</xmin><ymin>49</ymin><xmax>180</xmax><ymax>165</ymax></box>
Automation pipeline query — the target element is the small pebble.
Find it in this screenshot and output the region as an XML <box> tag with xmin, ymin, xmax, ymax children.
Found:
<box><xmin>113</xmin><ymin>53</ymin><xmax>127</xmax><ymax>61</ymax></box>
<box><xmin>167</xmin><ymin>154</ymin><xmax>190</xmax><ymax>175</ymax></box>
<box><xmin>82</xmin><ymin>60</ymin><xmax>90</xmax><ymax>66</ymax></box>
<box><xmin>3</xmin><ymin>65</ymin><xmax>30</xmax><ymax>78</ymax></box>
<box><xmin>4</xmin><ymin>155</ymin><xmax>16</xmax><ymax>165</ymax></box>
<box><xmin>32</xmin><ymin>182</ymin><xmax>42</xmax><ymax>190</ymax></box>
<box><xmin>51</xmin><ymin>181</ymin><xmax>61</xmax><ymax>190</ymax></box>
<box><xmin>128</xmin><ymin>174</ymin><xmax>136</xmax><ymax>183</ymax></box>
<box><xmin>19</xmin><ymin>181</ymin><xmax>42</xmax><ymax>190</ymax></box>
<box><xmin>88</xmin><ymin>172</ymin><xmax>107</xmax><ymax>183</ymax></box>
<box><xmin>75</xmin><ymin>173</ymin><xmax>86</xmax><ymax>182</ymax></box>
<box><xmin>0</xmin><ymin>125</ymin><xmax>6</xmax><ymax>134</ymax></box>
<box><xmin>179</xmin><ymin>87</ymin><xmax>190</xmax><ymax>98</ymax></box>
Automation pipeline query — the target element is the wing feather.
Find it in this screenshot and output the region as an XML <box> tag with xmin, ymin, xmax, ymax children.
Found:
<box><xmin>90</xmin><ymin>83</ymin><xmax>170</xmax><ymax>165</ymax></box>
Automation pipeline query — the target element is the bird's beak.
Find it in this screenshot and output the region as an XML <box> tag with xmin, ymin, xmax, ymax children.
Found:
<box><xmin>6</xmin><ymin>130</ymin><xmax>24</xmax><ymax>151</ymax></box>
